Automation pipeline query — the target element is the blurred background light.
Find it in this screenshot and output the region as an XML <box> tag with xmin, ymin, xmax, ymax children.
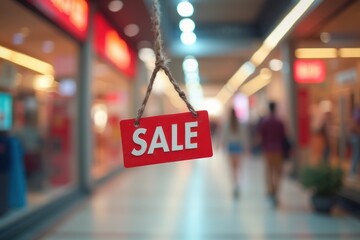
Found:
<box><xmin>182</xmin><ymin>56</ymin><xmax>198</xmax><ymax>72</ymax></box>
<box><xmin>177</xmin><ymin>1</ymin><xmax>194</xmax><ymax>17</ymax></box>
<box><xmin>217</xmin><ymin>0</ymin><xmax>316</xmax><ymax>104</ymax></box>
<box><xmin>243</xmin><ymin>61</ymin><xmax>256</xmax><ymax>75</ymax></box>
<box><xmin>181</xmin><ymin>31</ymin><xmax>196</xmax><ymax>45</ymax></box>
<box><xmin>108</xmin><ymin>0</ymin><xmax>123</xmax><ymax>12</ymax></box>
<box><xmin>92</xmin><ymin>104</ymin><xmax>108</xmax><ymax>132</ymax></box>
<box><xmin>320</xmin><ymin>32</ymin><xmax>331</xmax><ymax>43</ymax></box>
<box><xmin>179</xmin><ymin>18</ymin><xmax>195</xmax><ymax>32</ymax></box>
<box><xmin>0</xmin><ymin>45</ymin><xmax>54</xmax><ymax>75</ymax></box>
<box><xmin>263</xmin><ymin>0</ymin><xmax>316</xmax><ymax>50</ymax></box>
<box><xmin>124</xmin><ymin>24</ymin><xmax>139</xmax><ymax>37</ymax></box>
<box><xmin>182</xmin><ymin>55</ymin><xmax>203</xmax><ymax>108</ymax></box>
<box><xmin>203</xmin><ymin>97</ymin><xmax>223</xmax><ymax>117</ymax></box>
<box><xmin>338</xmin><ymin>48</ymin><xmax>360</xmax><ymax>58</ymax></box>
<box><xmin>260</xmin><ymin>68</ymin><xmax>272</xmax><ymax>79</ymax></box>
<box><xmin>138</xmin><ymin>47</ymin><xmax>155</xmax><ymax>70</ymax></box>
<box><xmin>234</xmin><ymin>93</ymin><xmax>249</xmax><ymax>122</ymax></box>
<box><xmin>295</xmin><ymin>48</ymin><xmax>337</xmax><ymax>58</ymax></box>
<box><xmin>269</xmin><ymin>59</ymin><xmax>283</xmax><ymax>71</ymax></box>
<box><xmin>59</xmin><ymin>79</ymin><xmax>76</xmax><ymax>96</ymax></box>
<box><xmin>138</xmin><ymin>47</ymin><xmax>155</xmax><ymax>63</ymax></box>
<box><xmin>33</xmin><ymin>75</ymin><xmax>54</xmax><ymax>89</ymax></box>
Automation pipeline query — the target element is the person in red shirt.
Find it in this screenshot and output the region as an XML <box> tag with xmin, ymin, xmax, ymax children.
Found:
<box><xmin>259</xmin><ymin>102</ymin><xmax>285</xmax><ymax>206</ymax></box>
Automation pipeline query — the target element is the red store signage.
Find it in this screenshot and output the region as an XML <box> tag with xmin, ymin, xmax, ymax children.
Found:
<box><xmin>94</xmin><ymin>14</ymin><xmax>136</xmax><ymax>77</ymax></box>
<box><xmin>294</xmin><ymin>60</ymin><xmax>326</xmax><ymax>84</ymax></box>
<box><xmin>120</xmin><ymin>111</ymin><xmax>213</xmax><ymax>168</ymax></box>
<box><xmin>26</xmin><ymin>0</ymin><xmax>88</xmax><ymax>40</ymax></box>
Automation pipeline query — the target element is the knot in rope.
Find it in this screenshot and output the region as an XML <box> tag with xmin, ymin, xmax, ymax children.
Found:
<box><xmin>134</xmin><ymin>0</ymin><xmax>197</xmax><ymax>127</ymax></box>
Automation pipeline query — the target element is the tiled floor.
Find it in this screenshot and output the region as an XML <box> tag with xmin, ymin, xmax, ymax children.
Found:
<box><xmin>41</xmin><ymin>150</ymin><xmax>360</xmax><ymax>240</ymax></box>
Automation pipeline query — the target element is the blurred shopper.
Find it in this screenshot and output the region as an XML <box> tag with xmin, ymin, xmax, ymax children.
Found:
<box><xmin>222</xmin><ymin>107</ymin><xmax>245</xmax><ymax>199</ymax></box>
<box><xmin>15</xmin><ymin>113</ymin><xmax>43</xmax><ymax>190</ymax></box>
<box><xmin>350</xmin><ymin>105</ymin><xmax>360</xmax><ymax>176</ymax></box>
<box><xmin>259</xmin><ymin>102</ymin><xmax>285</xmax><ymax>206</ymax></box>
<box><xmin>319</xmin><ymin>111</ymin><xmax>332</xmax><ymax>163</ymax></box>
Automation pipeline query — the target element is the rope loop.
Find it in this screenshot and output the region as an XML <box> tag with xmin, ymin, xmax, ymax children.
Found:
<box><xmin>134</xmin><ymin>0</ymin><xmax>197</xmax><ymax>127</ymax></box>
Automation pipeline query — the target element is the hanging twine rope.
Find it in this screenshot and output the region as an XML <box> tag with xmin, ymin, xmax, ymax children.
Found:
<box><xmin>134</xmin><ymin>0</ymin><xmax>198</xmax><ymax>127</ymax></box>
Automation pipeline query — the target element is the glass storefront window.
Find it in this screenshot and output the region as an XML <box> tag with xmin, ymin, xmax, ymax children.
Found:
<box><xmin>0</xmin><ymin>0</ymin><xmax>78</xmax><ymax>222</ymax></box>
<box><xmin>91</xmin><ymin>58</ymin><xmax>131</xmax><ymax>180</ymax></box>
<box><xmin>294</xmin><ymin>47</ymin><xmax>360</xmax><ymax>189</ymax></box>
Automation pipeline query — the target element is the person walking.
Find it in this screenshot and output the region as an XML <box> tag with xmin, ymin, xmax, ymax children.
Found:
<box><xmin>221</xmin><ymin>107</ymin><xmax>245</xmax><ymax>199</ymax></box>
<box><xmin>259</xmin><ymin>102</ymin><xmax>286</xmax><ymax>206</ymax></box>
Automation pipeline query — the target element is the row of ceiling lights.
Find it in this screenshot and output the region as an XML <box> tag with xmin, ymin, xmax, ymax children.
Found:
<box><xmin>177</xmin><ymin>1</ymin><xmax>196</xmax><ymax>45</ymax></box>
<box><xmin>177</xmin><ymin>1</ymin><xmax>204</xmax><ymax>110</ymax></box>
<box><xmin>108</xmin><ymin>0</ymin><xmax>286</xmax><ymax>109</ymax></box>
<box><xmin>108</xmin><ymin>0</ymin><xmax>140</xmax><ymax>38</ymax></box>
<box><xmin>216</xmin><ymin>0</ymin><xmax>317</xmax><ymax>104</ymax></box>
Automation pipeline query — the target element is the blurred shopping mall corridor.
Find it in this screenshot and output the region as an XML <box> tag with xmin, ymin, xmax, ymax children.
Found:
<box><xmin>2</xmin><ymin>0</ymin><xmax>360</xmax><ymax>239</ymax></box>
<box><xmin>36</xmin><ymin>149</ymin><xmax>360</xmax><ymax>240</ymax></box>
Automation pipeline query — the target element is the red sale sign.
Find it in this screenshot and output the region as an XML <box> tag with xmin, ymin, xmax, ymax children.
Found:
<box><xmin>120</xmin><ymin>111</ymin><xmax>213</xmax><ymax>168</ymax></box>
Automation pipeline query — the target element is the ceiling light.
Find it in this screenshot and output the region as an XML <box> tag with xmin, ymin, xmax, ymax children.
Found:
<box><xmin>33</xmin><ymin>75</ymin><xmax>55</xmax><ymax>89</ymax></box>
<box><xmin>182</xmin><ymin>55</ymin><xmax>203</xmax><ymax>108</ymax></box>
<box><xmin>235</xmin><ymin>1</ymin><xmax>316</xmax><ymax>78</ymax></box>
<box><xmin>177</xmin><ymin>1</ymin><xmax>194</xmax><ymax>17</ymax></box>
<box><xmin>203</xmin><ymin>98</ymin><xmax>223</xmax><ymax>117</ymax></box>
<box><xmin>108</xmin><ymin>0</ymin><xmax>123</xmax><ymax>12</ymax></box>
<box><xmin>295</xmin><ymin>48</ymin><xmax>337</xmax><ymax>59</ymax></box>
<box><xmin>269</xmin><ymin>59</ymin><xmax>283</xmax><ymax>71</ymax></box>
<box><xmin>216</xmin><ymin>86</ymin><xmax>233</xmax><ymax>105</ymax></box>
<box><xmin>0</xmin><ymin>45</ymin><xmax>54</xmax><ymax>75</ymax></box>
<box><xmin>138</xmin><ymin>48</ymin><xmax>156</xmax><ymax>69</ymax></box>
<box><xmin>320</xmin><ymin>32</ymin><xmax>331</xmax><ymax>43</ymax></box>
<box><xmin>138</xmin><ymin>48</ymin><xmax>155</xmax><ymax>63</ymax></box>
<box><xmin>217</xmin><ymin>0</ymin><xmax>317</xmax><ymax>104</ymax></box>
<box><xmin>263</xmin><ymin>0</ymin><xmax>316</xmax><ymax>50</ymax></box>
<box><xmin>240</xmin><ymin>70</ymin><xmax>272</xmax><ymax>96</ymax></box>
<box><xmin>181</xmin><ymin>31</ymin><xmax>196</xmax><ymax>45</ymax></box>
<box><xmin>179</xmin><ymin>18</ymin><xmax>195</xmax><ymax>32</ymax></box>
<box><xmin>260</xmin><ymin>68</ymin><xmax>272</xmax><ymax>79</ymax></box>
<box><xmin>243</xmin><ymin>61</ymin><xmax>256</xmax><ymax>75</ymax></box>
<box><xmin>250</xmin><ymin>45</ymin><xmax>270</xmax><ymax>66</ymax></box>
<box><xmin>338</xmin><ymin>48</ymin><xmax>360</xmax><ymax>58</ymax></box>
<box><xmin>124</xmin><ymin>24</ymin><xmax>139</xmax><ymax>37</ymax></box>
<box><xmin>182</xmin><ymin>56</ymin><xmax>198</xmax><ymax>72</ymax></box>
